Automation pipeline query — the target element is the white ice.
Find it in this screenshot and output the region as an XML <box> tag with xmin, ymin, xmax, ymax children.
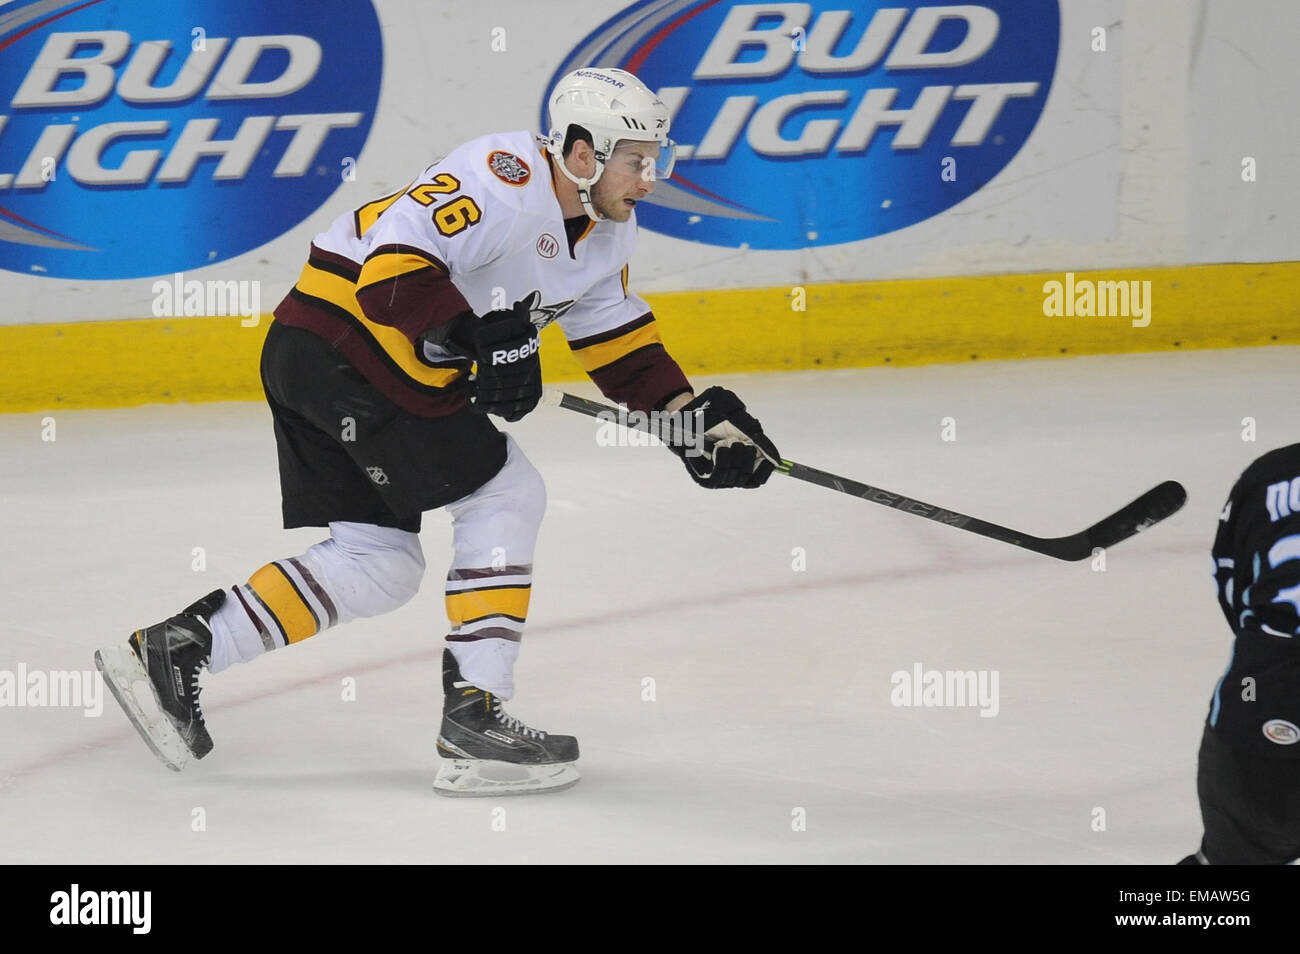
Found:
<box><xmin>2</xmin><ymin>347</ymin><xmax>1293</xmax><ymax>863</ymax></box>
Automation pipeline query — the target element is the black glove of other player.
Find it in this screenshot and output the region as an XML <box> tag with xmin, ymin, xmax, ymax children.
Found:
<box><xmin>667</xmin><ymin>386</ymin><xmax>780</xmax><ymax>489</ymax></box>
<box><xmin>429</xmin><ymin>296</ymin><xmax>542</xmax><ymax>422</ymax></box>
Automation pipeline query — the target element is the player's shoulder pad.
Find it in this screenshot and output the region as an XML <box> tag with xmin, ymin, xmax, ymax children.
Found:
<box><xmin>1220</xmin><ymin>442</ymin><xmax>1300</xmax><ymax>545</ymax></box>
<box><xmin>1243</xmin><ymin>442</ymin><xmax>1300</xmax><ymax>486</ymax></box>
<box><xmin>431</xmin><ymin>130</ymin><xmax>548</xmax><ymax>214</ymax></box>
<box><xmin>1233</xmin><ymin>442</ymin><xmax>1300</xmax><ymax>506</ymax></box>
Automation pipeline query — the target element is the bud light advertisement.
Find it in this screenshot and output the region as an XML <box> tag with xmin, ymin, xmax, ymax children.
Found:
<box><xmin>0</xmin><ymin>0</ymin><xmax>383</xmax><ymax>279</ymax></box>
<box><xmin>546</xmin><ymin>1</ymin><xmax>1060</xmax><ymax>250</ymax></box>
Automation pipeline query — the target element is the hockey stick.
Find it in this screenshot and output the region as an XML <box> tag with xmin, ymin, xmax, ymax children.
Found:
<box><xmin>542</xmin><ymin>388</ymin><xmax>1187</xmax><ymax>562</ymax></box>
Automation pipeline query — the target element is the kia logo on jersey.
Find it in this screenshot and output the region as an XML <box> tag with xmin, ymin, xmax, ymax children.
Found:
<box><xmin>545</xmin><ymin>1</ymin><xmax>1060</xmax><ymax>250</ymax></box>
<box><xmin>0</xmin><ymin>0</ymin><xmax>382</xmax><ymax>279</ymax></box>
<box><xmin>536</xmin><ymin>233</ymin><xmax>560</xmax><ymax>259</ymax></box>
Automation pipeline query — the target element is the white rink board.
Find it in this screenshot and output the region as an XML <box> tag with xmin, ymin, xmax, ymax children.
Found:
<box><xmin>1</xmin><ymin>0</ymin><xmax>1297</xmax><ymax>324</ymax></box>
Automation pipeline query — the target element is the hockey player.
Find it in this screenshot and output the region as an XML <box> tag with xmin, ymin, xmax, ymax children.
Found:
<box><xmin>1179</xmin><ymin>443</ymin><xmax>1300</xmax><ymax>862</ymax></box>
<box><xmin>95</xmin><ymin>67</ymin><xmax>781</xmax><ymax>795</ymax></box>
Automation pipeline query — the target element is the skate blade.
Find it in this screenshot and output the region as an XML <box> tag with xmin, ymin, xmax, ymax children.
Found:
<box><xmin>433</xmin><ymin>758</ymin><xmax>580</xmax><ymax>797</ymax></box>
<box><xmin>94</xmin><ymin>644</ymin><xmax>191</xmax><ymax>773</ymax></box>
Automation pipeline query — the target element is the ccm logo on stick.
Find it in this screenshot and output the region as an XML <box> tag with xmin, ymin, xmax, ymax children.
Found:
<box><xmin>492</xmin><ymin>338</ymin><xmax>539</xmax><ymax>365</ymax></box>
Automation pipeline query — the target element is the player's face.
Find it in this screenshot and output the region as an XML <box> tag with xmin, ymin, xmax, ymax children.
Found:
<box><xmin>592</xmin><ymin>141</ymin><xmax>659</xmax><ymax>222</ymax></box>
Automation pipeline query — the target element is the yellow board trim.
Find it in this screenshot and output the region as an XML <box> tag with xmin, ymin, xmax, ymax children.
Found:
<box><xmin>445</xmin><ymin>586</ymin><xmax>532</xmax><ymax>627</ymax></box>
<box><xmin>3</xmin><ymin>262</ymin><xmax>1298</xmax><ymax>412</ymax></box>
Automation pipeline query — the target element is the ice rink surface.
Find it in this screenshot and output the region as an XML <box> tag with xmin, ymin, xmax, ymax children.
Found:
<box><xmin>2</xmin><ymin>346</ymin><xmax>1295</xmax><ymax>864</ymax></box>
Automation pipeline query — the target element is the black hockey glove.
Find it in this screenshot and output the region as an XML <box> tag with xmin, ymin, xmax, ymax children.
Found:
<box><xmin>667</xmin><ymin>386</ymin><xmax>780</xmax><ymax>489</ymax></box>
<box><xmin>428</xmin><ymin>297</ymin><xmax>542</xmax><ymax>422</ymax></box>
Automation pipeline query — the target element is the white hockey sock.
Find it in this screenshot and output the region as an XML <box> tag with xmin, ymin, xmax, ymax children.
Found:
<box><xmin>442</xmin><ymin>435</ymin><xmax>544</xmax><ymax>700</ymax></box>
<box><xmin>447</xmin><ymin>637</ymin><xmax>521</xmax><ymax>700</ymax></box>
<box><xmin>207</xmin><ymin>589</ymin><xmax>267</xmax><ymax>672</ymax></box>
<box><xmin>207</xmin><ymin>522</ymin><xmax>425</xmax><ymax>674</ymax></box>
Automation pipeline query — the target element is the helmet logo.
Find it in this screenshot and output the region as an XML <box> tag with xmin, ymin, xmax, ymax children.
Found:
<box><xmin>573</xmin><ymin>69</ymin><xmax>626</xmax><ymax>88</ymax></box>
<box><xmin>487</xmin><ymin>150</ymin><xmax>531</xmax><ymax>186</ymax></box>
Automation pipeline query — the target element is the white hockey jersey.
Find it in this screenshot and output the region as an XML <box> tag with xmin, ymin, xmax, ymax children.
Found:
<box><xmin>273</xmin><ymin>129</ymin><xmax>689</xmax><ymax>416</ymax></box>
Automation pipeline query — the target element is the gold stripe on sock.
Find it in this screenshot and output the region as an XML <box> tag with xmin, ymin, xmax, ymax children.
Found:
<box><xmin>445</xmin><ymin>585</ymin><xmax>531</xmax><ymax>628</ymax></box>
<box><xmin>248</xmin><ymin>563</ymin><xmax>319</xmax><ymax>644</ymax></box>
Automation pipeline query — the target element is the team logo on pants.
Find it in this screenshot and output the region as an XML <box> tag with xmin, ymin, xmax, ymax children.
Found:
<box><xmin>366</xmin><ymin>466</ymin><xmax>390</xmax><ymax>485</ymax></box>
<box><xmin>1263</xmin><ymin>719</ymin><xmax>1300</xmax><ymax>745</ymax></box>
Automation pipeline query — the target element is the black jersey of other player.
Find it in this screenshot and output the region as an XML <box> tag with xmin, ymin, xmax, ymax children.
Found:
<box><xmin>1207</xmin><ymin>442</ymin><xmax>1300</xmax><ymax>757</ymax></box>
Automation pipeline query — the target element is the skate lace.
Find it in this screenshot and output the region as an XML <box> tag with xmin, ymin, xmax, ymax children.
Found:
<box><xmin>190</xmin><ymin>654</ymin><xmax>211</xmax><ymax>719</ymax></box>
<box><xmin>492</xmin><ymin>699</ymin><xmax>546</xmax><ymax>740</ymax></box>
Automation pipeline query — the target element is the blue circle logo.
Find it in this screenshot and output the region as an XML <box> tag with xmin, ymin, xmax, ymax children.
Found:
<box><xmin>546</xmin><ymin>1</ymin><xmax>1059</xmax><ymax>250</ymax></box>
<box><xmin>0</xmin><ymin>0</ymin><xmax>382</xmax><ymax>279</ymax></box>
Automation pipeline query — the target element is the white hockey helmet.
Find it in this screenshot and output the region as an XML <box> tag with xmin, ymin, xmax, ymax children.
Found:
<box><xmin>543</xmin><ymin>67</ymin><xmax>676</xmax><ymax>220</ymax></box>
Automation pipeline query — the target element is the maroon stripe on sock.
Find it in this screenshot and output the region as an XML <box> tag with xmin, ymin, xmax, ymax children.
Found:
<box><xmin>458</xmin><ymin>613</ymin><xmax>527</xmax><ymax>626</ymax></box>
<box><xmin>233</xmin><ymin>586</ymin><xmax>266</xmax><ymax>634</ymax></box>
<box><xmin>446</xmin><ymin>565</ymin><xmax>531</xmax><ymax>581</ymax></box>
<box><xmin>444</xmin><ymin>582</ymin><xmax>532</xmax><ymax>595</ymax></box>
<box><xmin>245</xmin><ymin>587</ymin><xmax>288</xmax><ymax>649</ymax></box>
<box><xmin>446</xmin><ymin>628</ymin><xmax>523</xmax><ymax>643</ymax></box>
<box><xmin>287</xmin><ymin>557</ymin><xmax>338</xmax><ymax>628</ymax></box>
<box><xmin>272</xmin><ymin>561</ymin><xmax>320</xmax><ymax>634</ymax></box>
<box><xmin>234</xmin><ymin>586</ymin><xmax>278</xmax><ymax>652</ymax></box>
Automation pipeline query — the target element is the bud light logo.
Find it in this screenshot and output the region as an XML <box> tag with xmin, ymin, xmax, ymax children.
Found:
<box><xmin>0</xmin><ymin>0</ymin><xmax>382</xmax><ymax>279</ymax></box>
<box><xmin>546</xmin><ymin>1</ymin><xmax>1059</xmax><ymax>250</ymax></box>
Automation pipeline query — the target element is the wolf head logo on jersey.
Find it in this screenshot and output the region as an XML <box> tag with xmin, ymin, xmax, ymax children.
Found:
<box><xmin>488</xmin><ymin>151</ymin><xmax>532</xmax><ymax>186</ymax></box>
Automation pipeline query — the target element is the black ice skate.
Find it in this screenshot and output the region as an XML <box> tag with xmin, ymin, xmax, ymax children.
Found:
<box><xmin>434</xmin><ymin>648</ymin><xmax>580</xmax><ymax>796</ymax></box>
<box><xmin>95</xmin><ymin>589</ymin><xmax>223</xmax><ymax>771</ymax></box>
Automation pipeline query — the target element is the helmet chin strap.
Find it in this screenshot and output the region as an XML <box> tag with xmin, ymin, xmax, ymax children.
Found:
<box><xmin>550</xmin><ymin>147</ymin><xmax>607</xmax><ymax>222</ymax></box>
<box><xmin>576</xmin><ymin>183</ymin><xmax>602</xmax><ymax>222</ymax></box>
